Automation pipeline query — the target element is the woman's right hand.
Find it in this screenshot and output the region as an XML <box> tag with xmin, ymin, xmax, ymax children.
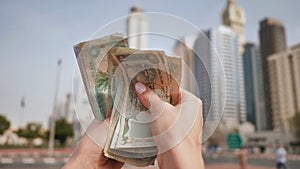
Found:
<box><xmin>135</xmin><ymin>82</ymin><xmax>205</xmax><ymax>169</ymax></box>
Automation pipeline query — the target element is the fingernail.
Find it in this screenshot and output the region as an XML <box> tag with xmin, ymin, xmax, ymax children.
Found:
<box><xmin>135</xmin><ymin>82</ymin><xmax>146</xmax><ymax>94</ymax></box>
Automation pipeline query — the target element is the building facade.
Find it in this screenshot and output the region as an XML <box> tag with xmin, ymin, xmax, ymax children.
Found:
<box><xmin>259</xmin><ymin>18</ymin><xmax>287</xmax><ymax>130</ymax></box>
<box><xmin>243</xmin><ymin>43</ymin><xmax>266</xmax><ymax>131</ymax></box>
<box><xmin>222</xmin><ymin>0</ymin><xmax>246</xmax><ymax>51</ymax></box>
<box><xmin>193</xmin><ymin>26</ymin><xmax>246</xmax><ymax>128</ymax></box>
<box><xmin>127</xmin><ymin>6</ymin><xmax>148</xmax><ymax>49</ymax></box>
<box><xmin>173</xmin><ymin>35</ymin><xmax>197</xmax><ymax>93</ymax></box>
<box><xmin>222</xmin><ymin>0</ymin><xmax>246</xmax><ymax>124</ymax></box>
<box><xmin>268</xmin><ymin>44</ymin><xmax>300</xmax><ymax>133</ymax></box>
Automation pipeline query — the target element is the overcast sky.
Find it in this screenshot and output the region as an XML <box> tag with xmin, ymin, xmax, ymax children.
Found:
<box><xmin>0</xmin><ymin>0</ymin><xmax>299</xmax><ymax>128</ymax></box>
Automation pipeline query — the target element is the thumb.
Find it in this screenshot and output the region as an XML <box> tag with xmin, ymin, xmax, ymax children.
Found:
<box><xmin>134</xmin><ymin>82</ymin><xmax>168</xmax><ymax>117</ymax></box>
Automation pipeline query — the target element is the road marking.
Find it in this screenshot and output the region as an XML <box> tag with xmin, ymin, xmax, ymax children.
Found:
<box><xmin>22</xmin><ymin>157</ymin><xmax>35</xmax><ymax>164</ymax></box>
<box><xmin>1</xmin><ymin>157</ymin><xmax>13</xmax><ymax>164</ymax></box>
<box><xmin>21</xmin><ymin>153</ymin><xmax>30</xmax><ymax>157</ymax></box>
<box><xmin>43</xmin><ymin>157</ymin><xmax>56</xmax><ymax>164</ymax></box>
<box><xmin>33</xmin><ymin>152</ymin><xmax>40</xmax><ymax>158</ymax></box>
<box><xmin>63</xmin><ymin>157</ymin><xmax>69</xmax><ymax>163</ymax></box>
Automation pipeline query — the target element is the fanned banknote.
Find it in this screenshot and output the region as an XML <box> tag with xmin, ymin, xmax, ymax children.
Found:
<box><xmin>74</xmin><ymin>34</ymin><xmax>182</xmax><ymax>167</ymax></box>
<box><xmin>74</xmin><ymin>34</ymin><xmax>128</xmax><ymax>120</ymax></box>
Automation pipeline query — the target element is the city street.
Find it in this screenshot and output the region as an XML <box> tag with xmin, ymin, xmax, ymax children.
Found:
<box><xmin>1</xmin><ymin>0</ymin><xmax>300</xmax><ymax>169</ymax></box>
<box><xmin>204</xmin><ymin>153</ymin><xmax>300</xmax><ymax>169</ymax></box>
<box><xmin>1</xmin><ymin>149</ymin><xmax>300</xmax><ymax>169</ymax></box>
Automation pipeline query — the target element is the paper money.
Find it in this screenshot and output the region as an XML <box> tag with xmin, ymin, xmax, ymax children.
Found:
<box><xmin>74</xmin><ymin>34</ymin><xmax>182</xmax><ymax>167</ymax></box>
<box><xmin>104</xmin><ymin>47</ymin><xmax>181</xmax><ymax>166</ymax></box>
<box><xmin>74</xmin><ymin>34</ymin><xmax>128</xmax><ymax>120</ymax></box>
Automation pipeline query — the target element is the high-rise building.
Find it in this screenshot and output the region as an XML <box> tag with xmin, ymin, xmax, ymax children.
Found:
<box><xmin>222</xmin><ymin>0</ymin><xmax>246</xmax><ymax>124</ymax></box>
<box><xmin>259</xmin><ymin>18</ymin><xmax>287</xmax><ymax>130</ymax></box>
<box><xmin>173</xmin><ymin>35</ymin><xmax>211</xmax><ymax>119</ymax></box>
<box><xmin>173</xmin><ymin>35</ymin><xmax>197</xmax><ymax>93</ymax></box>
<box><xmin>127</xmin><ymin>6</ymin><xmax>148</xmax><ymax>49</ymax></box>
<box><xmin>193</xmin><ymin>32</ymin><xmax>212</xmax><ymax>121</ymax></box>
<box><xmin>222</xmin><ymin>0</ymin><xmax>246</xmax><ymax>51</ymax></box>
<box><xmin>243</xmin><ymin>43</ymin><xmax>266</xmax><ymax>131</ymax></box>
<box><xmin>193</xmin><ymin>26</ymin><xmax>246</xmax><ymax>128</ymax></box>
<box><xmin>268</xmin><ymin>44</ymin><xmax>300</xmax><ymax>133</ymax></box>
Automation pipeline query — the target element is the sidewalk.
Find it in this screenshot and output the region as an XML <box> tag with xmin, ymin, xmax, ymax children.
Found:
<box><xmin>206</xmin><ymin>164</ymin><xmax>273</xmax><ymax>169</ymax></box>
<box><xmin>0</xmin><ymin>148</ymin><xmax>72</xmax><ymax>165</ymax></box>
<box><xmin>122</xmin><ymin>164</ymin><xmax>274</xmax><ymax>169</ymax></box>
<box><xmin>0</xmin><ymin>148</ymin><xmax>73</xmax><ymax>156</ymax></box>
<box><xmin>205</xmin><ymin>151</ymin><xmax>300</xmax><ymax>161</ymax></box>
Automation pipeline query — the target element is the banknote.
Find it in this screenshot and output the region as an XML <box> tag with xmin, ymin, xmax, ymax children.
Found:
<box><xmin>73</xmin><ymin>34</ymin><xmax>128</xmax><ymax>120</ymax></box>
<box><xmin>109</xmin><ymin>48</ymin><xmax>178</xmax><ymax>149</ymax></box>
<box><xmin>74</xmin><ymin>35</ymin><xmax>182</xmax><ymax>167</ymax></box>
<box><xmin>104</xmin><ymin>47</ymin><xmax>181</xmax><ymax>166</ymax></box>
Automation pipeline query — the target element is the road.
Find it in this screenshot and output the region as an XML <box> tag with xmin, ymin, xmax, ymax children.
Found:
<box><xmin>1</xmin><ymin>150</ymin><xmax>300</xmax><ymax>169</ymax></box>
<box><xmin>1</xmin><ymin>157</ymin><xmax>300</xmax><ymax>169</ymax></box>
<box><xmin>204</xmin><ymin>154</ymin><xmax>300</xmax><ymax>169</ymax></box>
<box><xmin>0</xmin><ymin>163</ymin><xmax>64</xmax><ymax>169</ymax></box>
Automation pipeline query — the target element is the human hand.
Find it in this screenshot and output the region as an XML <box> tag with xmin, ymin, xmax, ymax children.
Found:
<box><xmin>63</xmin><ymin>119</ymin><xmax>124</xmax><ymax>169</ymax></box>
<box><xmin>134</xmin><ymin>82</ymin><xmax>204</xmax><ymax>169</ymax></box>
<box><xmin>63</xmin><ymin>81</ymin><xmax>204</xmax><ymax>169</ymax></box>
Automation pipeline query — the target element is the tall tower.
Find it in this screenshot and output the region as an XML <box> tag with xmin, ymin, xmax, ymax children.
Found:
<box><xmin>222</xmin><ymin>0</ymin><xmax>246</xmax><ymax>49</ymax></box>
<box><xmin>127</xmin><ymin>6</ymin><xmax>148</xmax><ymax>49</ymax></box>
<box><xmin>222</xmin><ymin>0</ymin><xmax>246</xmax><ymax>124</ymax></box>
<box><xmin>259</xmin><ymin>18</ymin><xmax>287</xmax><ymax>130</ymax></box>
<box><xmin>193</xmin><ymin>26</ymin><xmax>246</xmax><ymax>128</ymax></box>
<box><xmin>243</xmin><ymin>43</ymin><xmax>266</xmax><ymax>131</ymax></box>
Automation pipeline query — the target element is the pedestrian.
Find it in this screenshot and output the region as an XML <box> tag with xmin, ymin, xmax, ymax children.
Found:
<box><xmin>276</xmin><ymin>144</ymin><xmax>288</xmax><ymax>169</ymax></box>
<box><xmin>238</xmin><ymin>146</ymin><xmax>248</xmax><ymax>169</ymax></box>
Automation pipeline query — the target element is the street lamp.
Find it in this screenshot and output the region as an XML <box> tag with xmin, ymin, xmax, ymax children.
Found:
<box><xmin>48</xmin><ymin>59</ymin><xmax>62</xmax><ymax>156</ymax></box>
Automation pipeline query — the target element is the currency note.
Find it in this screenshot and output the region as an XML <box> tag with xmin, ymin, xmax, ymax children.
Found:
<box><xmin>73</xmin><ymin>34</ymin><xmax>128</xmax><ymax>120</ymax></box>
<box><xmin>74</xmin><ymin>35</ymin><xmax>182</xmax><ymax>167</ymax></box>
<box><xmin>104</xmin><ymin>47</ymin><xmax>182</xmax><ymax>166</ymax></box>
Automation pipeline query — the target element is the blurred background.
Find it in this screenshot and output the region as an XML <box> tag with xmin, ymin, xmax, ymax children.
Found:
<box><xmin>0</xmin><ymin>0</ymin><xmax>300</xmax><ymax>168</ymax></box>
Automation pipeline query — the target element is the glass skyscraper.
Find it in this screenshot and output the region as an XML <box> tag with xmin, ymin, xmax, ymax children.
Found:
<box><xmin>193</xmin><ymin>25</ymin><xmax>246</xmax><ymax>128</ymax></box>
<box><xmin>243</xmin><ymin>43</ymin><xmax>266</xmax><ymax>131</ymax></box>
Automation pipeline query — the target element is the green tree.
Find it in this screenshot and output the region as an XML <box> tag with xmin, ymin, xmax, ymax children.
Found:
<box><xmin>55</xmin><ymin>118</ymin><xmax>73</xmax><ymax>146</ymax></box>
<box><xmin>0</xmin><ymin>114</ymin><xmax>10</xmax><ymax>135</ymax></box>
<box><xmin>16</xmin><ymin>122</ymin><xmax>44</xmax><ymax>148</ymax></box>
<box><xmin>290</xmin><ymin>112</ymin><xmax>300</xmax><ymax>140</ymax></box>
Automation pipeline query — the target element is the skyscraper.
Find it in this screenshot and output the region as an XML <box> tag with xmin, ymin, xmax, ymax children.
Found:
<box><xmin>243</xmin><ymin>43</ymin><xmax>266</xmax><ymax>131</ymax></box>
<box><xmin>173</xmin><ymin>35</ymin><xmax>211</xmax><ymax>119</ymax></box>
<box><xmin>193</xmin><ymin>32</ymin><xmax>212</xmax><ymax>121</ymax></box>
<box><xmin>193</xmin><ymin>26</ymin><xmax>246</xmax><ymax>128</ymax></box>
<box><xmin>173</xmin><ymin>35</ymin><xmax>197</xmax><ymax>93</ymax></box>
<box><xmin>127</xmin><ymin>6</ymin><xmax>148</xmax><ymax>49</ymax></box>
<box><xmin>268</xmin><ymin>44</ymin><xmax>300</xmax><ymax>133</ymax></box>
<box><xmin>222</xmin><ymin>0</ymin><xmax>246</xmax><ymax>124</ymax></box>
<box><xmin>259</xmin><ymin>18</ymin><xmax>287</xmax><ymax>130</ymax></box>
<box><xmin>222</xmin><ymin>0</ymin><xmax>246</xmax><ymax>51</ymax></box>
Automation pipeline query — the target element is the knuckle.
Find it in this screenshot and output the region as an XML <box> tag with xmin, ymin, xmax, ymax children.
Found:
<box><xmin>140</xmin><ymin>92</ymin><xmax>151</xmax><ymax>108</ymax></box>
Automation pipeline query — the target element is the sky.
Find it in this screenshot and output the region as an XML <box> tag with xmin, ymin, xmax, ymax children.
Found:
<box><xmin>0</xmin><ymin>0</ymin><xmax>299</xmax><ymax>128</ymax></box>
